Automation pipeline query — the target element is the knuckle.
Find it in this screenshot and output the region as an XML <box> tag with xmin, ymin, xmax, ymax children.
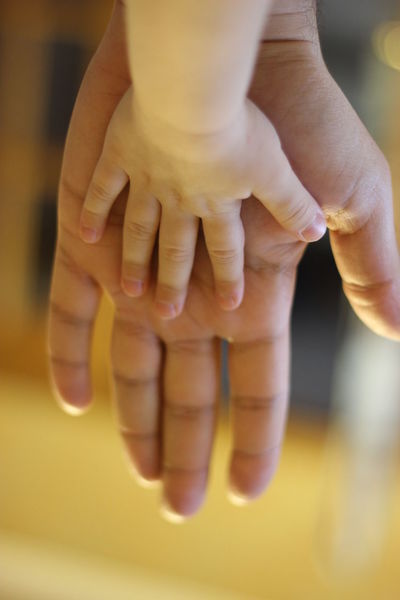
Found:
<box><xmin>114</xmin><ymin>317</ymin><xmax>155</xmax><ymax>342</ymax></box>
<box><xmin>342</xmin><ymin>277</ymin><xmax>396</xmax><ymax>307</ymax></box>
<box><xmin>156</xmin><ymin>281</ymin><xmax>184</xmax><ymax>297</ymax></box>
<box><xmin>232</xmin><ymin>444</ymin><xmax>281</xmax><ymax>461</ymax></box>
<box><xmin>168</xmin><ymin>338</ymin><xmax>211</xmax><ymax>355</ymax></box>
<box><xmin>122</xmin><ymin>260</ymin><xmax>147</xmax><ymax>278</ymax></box>
<box><xmin>89</xmin><ymin>179</ymin><xmax>113</xmax><ymax>205</ymax></box>
<box><xmin>49</xmin><ymin>301</ymin><xmax>93</xmax><ymax>329</ymax></box>
<box><xmin>59</xmin><ymin>176</ymin><xmax>85</xmax><ymax>205</ymax></box>
<box><xmin>113</xmin><ymin>372</ymin><xmax>157</xmax><ymax>389</ymax></box>
<box><xmin>162</xmin><ymin>244</ymin><xmax>192</xmax><ymax>264</ymax></box>
<box><xmin>162</xmin><ymin>464</ymin><xmax>209</xmax><ymax>476</ymax></box>
<box><xmin>281</xmin><ymin>201</ymin><xmax>313</xmax><ymax>231</ymax></box>
<box><xmin>327</xmin><ymin>177</ymin><xmax>383</xmax><ymax>235</ymax></box>
<box><xmin>125</xmin><ymin>219</ymin><xmax>155</xmax><ymax>242</ymax></box>
<box><xmin>165</xmin><ymin>402</ymin><xmax>214</xmax><ymax>420</ymax></box>
<box><xmin>325</xmin><ymin>205</ymin><xmax>359</xmax><ymax>233</ymax></box>
<box><xmin>233</xmin><ymin>393</ymin><xmax>284</xmax><ymax>412</ymax></box>
<box><xmin>325</xmin><ymin>148</ymin><xmax>391</xmax><ymax>235</ymax></box>
<box><xmin>208</xmin><ymin>246</ymin><xmax>241</xmax><ymax>265</ymax></box>
<box><xmin>50</xmin><ymin>355</ymin><xmax>89</xmax><ymax>369</ymax></box>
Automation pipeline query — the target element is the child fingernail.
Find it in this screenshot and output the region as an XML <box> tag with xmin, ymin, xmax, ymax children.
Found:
<box><xmin>122</xmin><ymin>278</ymin><xmax>144</xmax><ymax>297</ymax></box>
<box><xmin>155</xmin><ymin>300</ymin><xmax>178</xmax><ymax>319</ymax></box>
<box><xmin>300</xmin><ymin>213</ymin><xmax>326</xmax><ymax>242</ymax></box>
<box><xmin>218</xmin><ymin>292</ymin><xmax>240</xmax><ymax>311</ymax></box>
<box><xmin>80</xmin><ymin>226</ymin><xmax>99</xmax><ymax>243</ymax></box>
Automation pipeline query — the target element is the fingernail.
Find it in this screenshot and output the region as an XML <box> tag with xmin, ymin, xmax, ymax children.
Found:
<box><xmin>227</xmin><ymin>489</ymin><xmax>250</xmax><ymax>507</ymax></box>
<box><xmin>134</xmin><ymin>475</ymin><xmax>160</xmax><ymax>490</ymax></box>
<box><xmin>160</xmin><ymin>503</ymin><xmax>187</xmax><ymax>524</ymax></box>
<box><xmin>54</xmin><ymin>393</ymin><xmax>91</xmax><ymax>417</ymax></box>
<box><xmin>218</xmin><ymin>293</ymin><xmax>240</xmax><ymax>311</ymax></box>
<box><xmin>80</xmin><ymin>226</ymin><xmax>99</xmax><ymax>243</ymax></box>
<box><xmin>155</xmin><ymin>300</ymin><xmax>178</xmax><ymax>319</ymax></box>
<box><xmin>129</xmin><ymin>468</ymin><xmax>160</xmax><ymax>489</ymax></box>
<box><xmin>122</xmin><ymin>278</ymin><xmax>144</xmax><ymax>297</ymax></box>
<box><xmin>299</xmin><ymin>213</ymin><xmax>326</xmax><ymax>242</ymax></box>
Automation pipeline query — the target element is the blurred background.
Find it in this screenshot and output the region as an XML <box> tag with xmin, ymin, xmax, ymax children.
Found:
<box><xmin>2</xmin><ymin>1</ymin><xmax>400</xmax><ymax>598</ymax></box>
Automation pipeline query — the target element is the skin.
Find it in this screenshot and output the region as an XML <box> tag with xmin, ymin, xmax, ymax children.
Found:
<box><xmin>48</xmin><ymin>0</ymin><xmax>400</xmax><ymax>519</ymax></box>
<box><xmin>79</xmin><ymin>0</ymin><xmax>327</xmax><ymax>320</ymax></box>
<box><xmin>79</xmin><ymin>87</ymin><xmax>325</xmax><ymax>318</ymax></box>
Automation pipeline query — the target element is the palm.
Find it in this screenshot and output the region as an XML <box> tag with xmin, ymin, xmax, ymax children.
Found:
<box><xmin>59</xmin><ymin>189</ymin><xmax>304</xmax><ymax>342</ymax></box>
<box><xmin>55</xmin><ymin>171</ymin><xmax>303</xmax><ymax>514</ymax></box>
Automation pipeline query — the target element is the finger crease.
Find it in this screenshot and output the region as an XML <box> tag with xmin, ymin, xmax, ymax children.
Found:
<box><xmin>233</xmin><ymin>445</ymin><xmax>281</xmax><ymax>459</ymax></box>
<box><xmin>121</xmin><ymin>429</ymin><xmax>159</xmax><ymax>440</ymax></box>
<box><xmin>114</xmin><ymin>318</ymin><xmax>155</xmax><ymax>342</ymax></box>
<box><xmin>247</xmin><ymin>256</ymin><xmax>298</xmax><ymax>277</ymax></box>
<box><xmin>232</xmin><ymin>393</ymin><xmax>286</xmax><ymax>411</ymax></box>
<box><xmin>165</xmin><ymin>403</ymin><xmax>215</xmax><ymax>419</ymax></box>
<box><xmin>57</xmin><ymin>244</ymin><xmax>98</xmax><ymax>288</ymax></box>
<box><xmin>50</xmin><ymin>301</ymin><xmax>93</xmax><ymax>328</ymax></box>
<box><xmin>50</xmin><ymin>356</ymin><xmax>88</xmax><ymax>369</ymax></box>
<box><xmin>343</xmin><ymin>276</ymin><xmax>396</xmax><ymax>295</ymax></box>
<box><xmin>59</xmin><ymin>176</ymin><xmax>85</xmax><ymax>205</ymax></box>
<box><xmin>163</xmin><ymin>464</ymin><xmax>208</xmax><ymax>475</ymax></box>
<box><xmin>231</xmin><ymin>332</ymin><xmax>287</xmax><ymax>352</ymax></box>
<box><xmin>113</xmin><ymin>373</ymin><xmax>158</xmax><ymax>388</ymax></box>
<box><xmin>167</xmin><ymin>338</ymin><xmax>212</xmax><ymax>355</ymax></box>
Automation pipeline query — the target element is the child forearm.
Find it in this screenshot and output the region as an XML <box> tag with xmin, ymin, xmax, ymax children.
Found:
<box><xmin>124</xmin><ymin>0</ymin><xmax>272</xmax><ymax>134</ymax></box>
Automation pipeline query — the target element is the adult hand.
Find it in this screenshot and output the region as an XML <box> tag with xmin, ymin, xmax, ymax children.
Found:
<box><xmin>253</xmin><ymin>2</ymin><xmax>400</xmax><ymax>340</ymax></box>
<box><xmin>48</xmin><ymin>1</ymin><xmax>304</xmax><ymax>519</ymax></box>
<box><xmin>48</xmin><ymin>0</ymin><xmax>400</xmax><ymax>520</ymax></box>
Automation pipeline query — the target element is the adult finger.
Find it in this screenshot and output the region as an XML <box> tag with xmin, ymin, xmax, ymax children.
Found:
<box><xmin>162</xmin><ymin>337</ymin><xmax>219</xmax><ymax>519</ymax></box>
<box><xmin>111</xmin><ymin>311</ymin><xmax>163</xmax><ymax>483</ymax></box>
<box><xmin>228</xmin><ymin>329</ymin><xmax>290</xmax><ymax>501</ymax></box>
<box><xmin>121</xmin><ymin>186</ymin><xmax>160</xmax><ymax>297</ymax></box>
<box><xmin>155</xmin><ymin>207</ymin><xmax>199</xmax><ymax>319</ymax></box>
<box><xmin>57</xmin><ymin>0</ymin><xmax>130</xmax><ymax>229</ymax></box>
<box><xmin>202</xmin><ymin>204</ymin><xmax>245</xmax><ymax>311</ymax></box>
<box><xmin>48</xmin><ymin>245</ymin><xmax>101</xmax><ymax>413</ymax></box>
<box><xmin>329</xmin><ymin>167</ymin><xmax>400</xmax><ymax>340</ymax></box>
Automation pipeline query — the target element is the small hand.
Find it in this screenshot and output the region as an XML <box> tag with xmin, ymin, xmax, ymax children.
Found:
<box><xmin>78</xmin><ymin>86</ymin><xmax>325</xmax><ymax>319</ymax></box>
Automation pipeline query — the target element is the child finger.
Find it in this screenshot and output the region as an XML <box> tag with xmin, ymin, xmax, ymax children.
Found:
<box><xmin>154</xmin><ymin>207</ymin><xmax>199</xmax><ymax>319</ymax></box>
<box><xmin>80</xmin><ymin>151</ymin><xmax>128</xmax><ymax>243</ymax></box>
<box><xmin>121</xmin><ymin>187</ymin><xmax>161</xmax><ymax>297</ymax></box>
<box><xmin>253</xmin><ymin>141</ymin><xmax>326</xmax><ymax>243</ymax></box>
<box><xmin>202</xmin><ymin>205</ymin><xmax>245</xmax><ymax>311</ymax></box>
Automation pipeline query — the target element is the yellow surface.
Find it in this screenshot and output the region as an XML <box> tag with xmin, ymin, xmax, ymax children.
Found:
<box><xmin>1</xmin><ymin>372</ymin><xmax>400</xmax><ymax>600</ymax></box>
<box><xmin>0</xmin><ymin>531</ymin><xmax>253</xmax><ymax>600</ymax></box>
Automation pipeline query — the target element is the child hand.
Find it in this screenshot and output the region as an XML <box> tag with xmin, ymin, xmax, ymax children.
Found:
<box><xmin>79</xmin><ymin>87</ymin><xmax>325</xmax><ymax>318</ymax></box>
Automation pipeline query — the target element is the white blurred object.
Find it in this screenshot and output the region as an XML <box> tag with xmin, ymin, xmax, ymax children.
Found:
<box><xmin>316</xmin><ymin>313</ymin><xmax>400</xmax><ymax>575</ymax></box>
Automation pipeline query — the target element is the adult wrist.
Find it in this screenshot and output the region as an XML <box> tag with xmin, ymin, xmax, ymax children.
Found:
<box><xmin>262</xmin><ymin>0</ymin><xmax>319</xmax><ymax>45</ymax></box>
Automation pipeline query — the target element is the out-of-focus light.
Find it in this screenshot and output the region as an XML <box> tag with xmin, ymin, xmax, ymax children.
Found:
<box><xmin>373</xmin><ymin>21</ymin><xmax>400</xmax><ymax>71</ymax></box>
